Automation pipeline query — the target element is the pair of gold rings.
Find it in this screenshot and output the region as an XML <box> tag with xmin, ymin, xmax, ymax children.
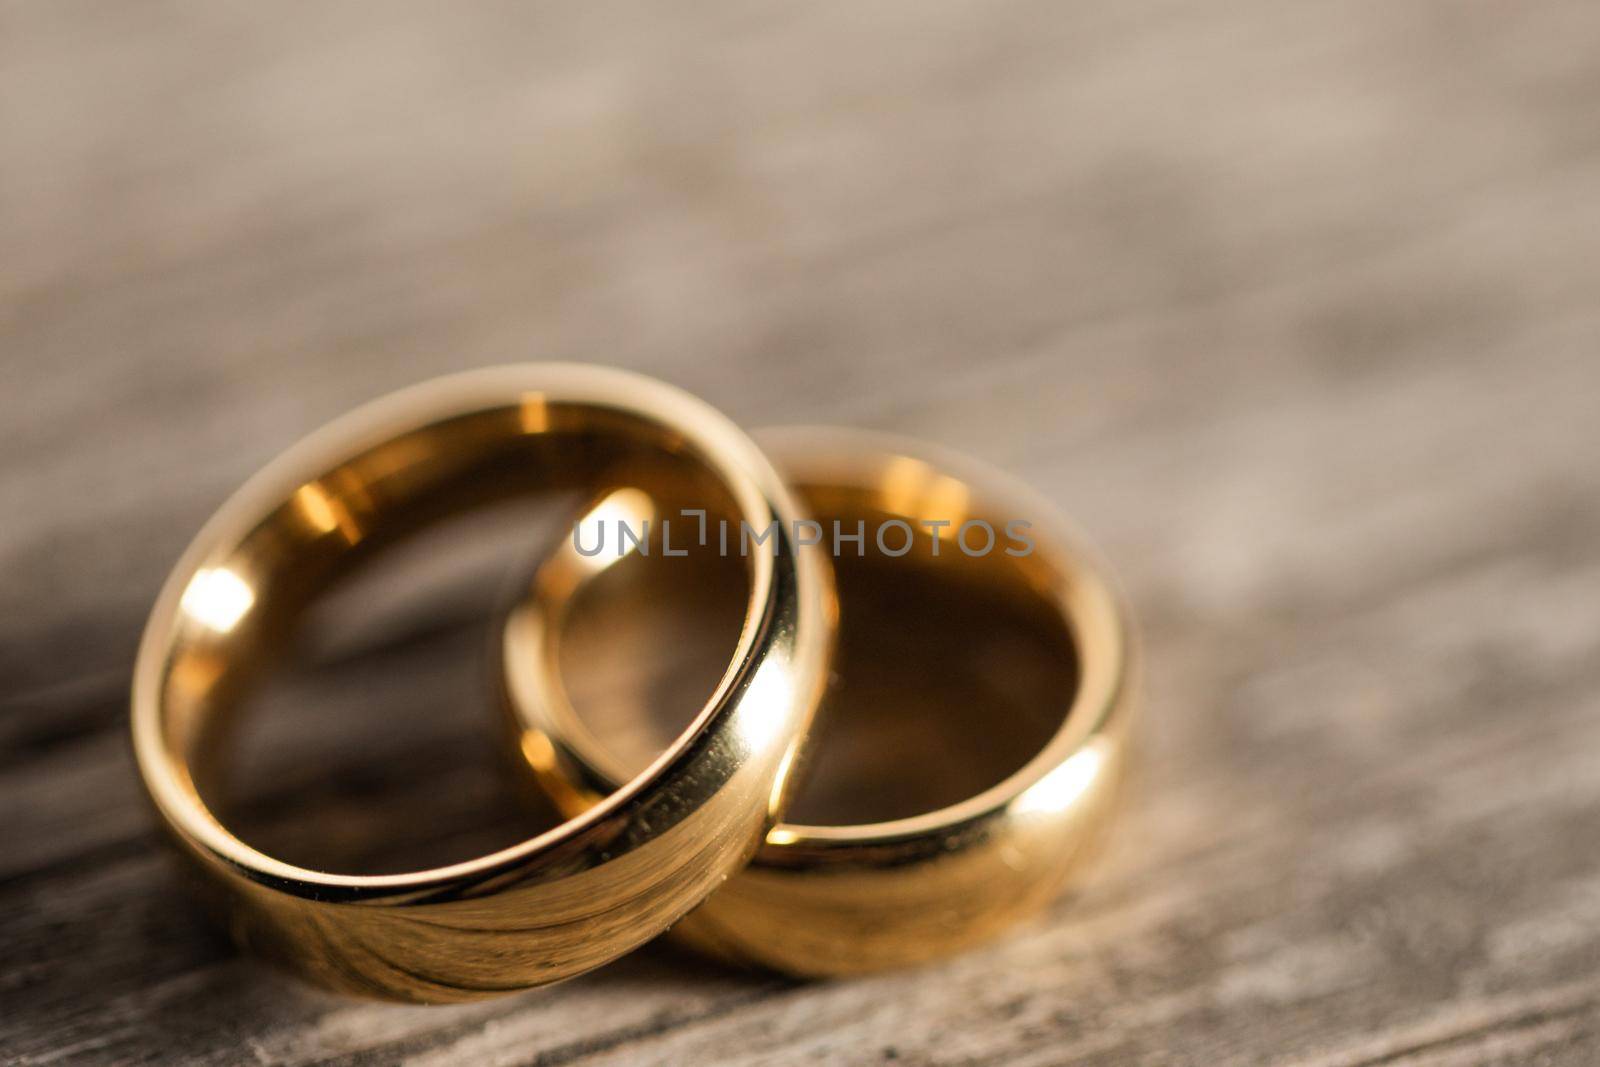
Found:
<box><xmin>132</xmin><ymin>364</ymin><xmax>1135</xmax><ymax>1002</ymax></box>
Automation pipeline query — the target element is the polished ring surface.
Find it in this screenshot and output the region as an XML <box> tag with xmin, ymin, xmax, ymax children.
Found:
<box><xmin>131</xmin><ymin>364</ymin><xmax>833</xmax><ymax>1001</ymax></box>
<box><xmin>502</xmin><ymin>426</ymin><xmax>1136</xmax><ymax>976</ymax></box>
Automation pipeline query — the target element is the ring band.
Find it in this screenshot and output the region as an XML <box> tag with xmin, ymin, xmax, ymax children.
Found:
<box><xmin>131</xmin><ymin>365</ymin><xmax>833</xmax><ymax>1001</ymax></box>
<box><xmin>502</xmin><ymin>426</ymin><xmax>1135</xmax><ymax>975</ymax></box>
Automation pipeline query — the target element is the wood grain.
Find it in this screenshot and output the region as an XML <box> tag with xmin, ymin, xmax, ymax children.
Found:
<box><xmin>4</xmin><ymin>1</ymin><xmax>1600</xmax><ymax>1063</ymax></box>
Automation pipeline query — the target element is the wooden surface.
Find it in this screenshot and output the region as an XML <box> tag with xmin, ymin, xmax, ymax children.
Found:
<box><xmin>5</xmin><ymin>2</ymin><xmax>1600</xmax><ymax>1063</ymax></box>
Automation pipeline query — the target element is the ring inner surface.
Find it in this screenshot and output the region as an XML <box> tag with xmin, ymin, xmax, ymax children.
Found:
<box><xmin>555</xmin><ymin>478</ymin><xmax>1078</xmax><ymax>827</ymax></box>
<box><xmin>159</xmin><ymin>403</ymin><xmax>749</xmax><ymax>874</ymax></box>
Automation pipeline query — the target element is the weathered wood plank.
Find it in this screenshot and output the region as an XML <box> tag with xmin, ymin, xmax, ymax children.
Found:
<box><xmin>4</xmin><ymin>0</ymin><xmax>1600</xmax><ymax>1063</ymax></box>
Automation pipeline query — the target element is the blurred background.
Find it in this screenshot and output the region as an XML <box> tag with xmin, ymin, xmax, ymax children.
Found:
<box><xmin>4</xmin><ymin>3</ymin><xmax>1599</xmax><ymax>1064</ymax></box>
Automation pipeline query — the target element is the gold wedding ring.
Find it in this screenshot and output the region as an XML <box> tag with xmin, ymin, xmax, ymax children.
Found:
<box><xmin>502</xmin><ymin>427</ymin><xmax>1135</xmax><ymax>975</ymax></box>
<box><xmin>131</xmin><ymin>365</ymin><xmax>833</xmax><ymax>1000</ymax></box>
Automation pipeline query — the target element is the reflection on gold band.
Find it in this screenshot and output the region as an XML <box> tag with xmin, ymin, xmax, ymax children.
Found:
<box><xmin>178</xmin><ymin>566</ymin><xmax>255</xmax><ymax>634</ymax></box>
<box><xmin>291</xmin><ymin>481</ymin><xmax>362</xmax><ymax>545</ymax></box>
